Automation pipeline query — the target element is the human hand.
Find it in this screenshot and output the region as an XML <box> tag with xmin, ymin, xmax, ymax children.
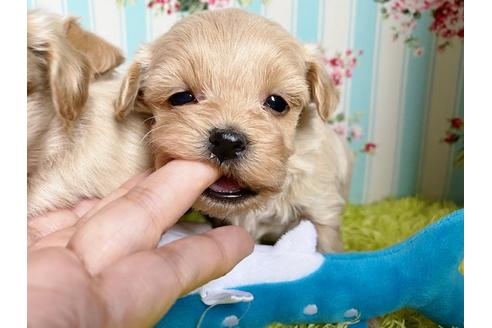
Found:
<box><xmin>27</xmin><ymin>160</ymin><xmax>254</xmax><ymax>328</ymax></box>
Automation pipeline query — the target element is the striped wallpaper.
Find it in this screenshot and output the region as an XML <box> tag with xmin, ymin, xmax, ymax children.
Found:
<box><xmin>28</xmin><ymin>0</ymin><xmax>464</xmax><ymax>205</ymax></box>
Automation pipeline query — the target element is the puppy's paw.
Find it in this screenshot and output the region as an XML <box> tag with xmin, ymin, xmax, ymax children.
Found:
<box><xmin>315</xmin><ymin>224</ymin><xmax>344</xmax><ymax>253</ymax></box>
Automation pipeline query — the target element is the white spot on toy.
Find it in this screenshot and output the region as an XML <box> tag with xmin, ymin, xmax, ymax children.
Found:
<box><xmin>201</xmin><ymin>289</ymin><xmax>253</xmax><ymax>306</ymax></box>
<box><xmin>198</xmin><ymin>221</ymin><xmax>324</xmax><ymax>296</ymax></box>
<box><xmin>222</xmin><ymin>315</ymin><xmax>239</xmax><ymax>327</ymax></box>
<box><xmin>344</xmin><ymin>308</ymin><xmax>359</xmax><ymax>318</ymax></box>
<box><xmin>303</xmin><ymin>304</ymin><xmax>318</xmax><ymax>315</ymax></box>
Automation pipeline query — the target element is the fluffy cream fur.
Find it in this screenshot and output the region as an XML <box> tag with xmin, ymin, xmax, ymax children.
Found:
<box><xmin>27</xmin><ymin>11</ymin><xmax>152</xmax><ymax>217</ymax></box>
<box><xmin>115</xmin><ymin>9</ymin><xmax>353</xmax><ymax>252</ymax></box>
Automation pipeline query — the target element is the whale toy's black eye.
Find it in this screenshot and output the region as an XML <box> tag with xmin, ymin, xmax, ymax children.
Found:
<box><xmin>169</xmin><ymin>91</ymin><xmax>196</xmax><ymax>106</ymax></box>
<box><xmin>264</xmin><ymin>95</ymin><xmax>288</xmax><ymax>114</ymax></box>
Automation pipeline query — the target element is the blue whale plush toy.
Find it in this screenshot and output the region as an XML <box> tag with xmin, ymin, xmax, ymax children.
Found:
<box><xmin>156</xmin><ymin>209</ymin><xmax>463</xmax><ymax>328</ymax></box>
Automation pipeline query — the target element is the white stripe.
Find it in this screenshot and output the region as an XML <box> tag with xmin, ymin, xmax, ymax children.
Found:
<box><xmin>342</xmin><ymin>0</ymin><xmax>356</xmax><ymax>119</ymax></box>
<box><xmin>322</xmin><ymin>0</ymin><xmax>352</xmax><ymax>50</ymax></box>
<box><xmin>322</xmin><ymin>0</ymin><xmax>353</xmax><ymax>118</ymax></box>
<box><xmin>34</xmin><ymin>0</ymin><xmax>63</xmax><ymax>13</ymax></box>
<box><xmin>91</xmin><ymin>1</ymin><xmax>124</xmax><ymax>51</ymax></box>
<box><xmin>88</xmin><ymin>0</ymin><xmax>95</xmax><ymax>32</ymax></box>
<box><xmin>364</xmin><ymin>13</ymin><xmax>406</xmax><ymax>203</ymax></box>
<box><xmin>265</xmin><ymin>0</ymin><xmax>295</xmax><ymax>35</ymax></box>
<box><xmin>291</xmin><ymin>0</ymin><xmax>298</xmax><ymax>37</ymax></box>
<box><xmin>150</xmin><ymin>11</ymin><xmax>179</xmax><ymax>42</ymax></box>
<box><xmin>119</xmin><ymin>5</ymin><xmax>128</xmax><ymax>57</ymax></box>
<box><xmin>264</xmin><ymin>0</ymin><xmax>293</xmax><ymax>34</ymax></box>
<box><xmin>416</xmin><ymin>37</ymin><xmax>437</xmax><ymax>193</ymax></box>
<box><xmin>419</xmin><ymin>42</ymin><xmax>463</xmax><ymax>200</ymax></box>
<box><xmin>391</xmin><ymin>48</ymin><xmax>410</xmax><ymax>195</ymax></box>
<box><xmin>60</xmin><ymin>0</ymin><xmax>67</xmax><ymax>14</ymax></box>
<box><xmin>362</xmin><ymin>10</ymin><xmax>382</xmax><ymax>203</ymax></box>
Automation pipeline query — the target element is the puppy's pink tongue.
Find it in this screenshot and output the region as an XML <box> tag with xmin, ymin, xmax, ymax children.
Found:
<box><xmin>209</xmin><ymin>177</ymin><xmax>242</xmax><ymax>193</ymax></box>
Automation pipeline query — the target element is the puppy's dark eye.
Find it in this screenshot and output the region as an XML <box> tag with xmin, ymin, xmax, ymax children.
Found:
<box><xmin>264</xmin><ymin>95</ymin><xmax>288</xmax><ymax>114</ymax></box>
<box><xmin>169</xmin><ymin>91</ymin><xmax>196</xmax><ymax>106</ymax></box>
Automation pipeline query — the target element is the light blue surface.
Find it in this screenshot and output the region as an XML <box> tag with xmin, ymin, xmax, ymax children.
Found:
<box><xmin>157</xmin><ymin>210</ymin><xmax>464</xmax><ymax>327</ymax></box>
<box><xmin>348</xmin><ymin>1</ymin><xmax>378</xmax><ymax>203</ymax></box>
<box><xmin>395</xmin><ymin>12</ymin><xmax>435</xmax><ymax>198</ymax></box>
<box><xmin>124</xmin><ymin>0</ymin><xmax>148</xmax><ymax>57</ymax></box>
<box><xmin>295</xmin><ymin>0</ymin><xmax>319</xmax><ymax>43</ymax></box>
<box><xmin>244</xmin><ymin>0</ymin><xmax>262</xmax><ymax>15</ymax></box>
<box><xmin>66</xmin><ymin>0</ymin><xmax>91</xmax><ymax>30</ymax></box>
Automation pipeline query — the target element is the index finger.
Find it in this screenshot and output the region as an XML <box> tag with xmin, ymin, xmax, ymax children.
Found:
<box><xmin>68</xmin><ymin>160</ymin><xmax>220</xmax><ymax>275</ymax></box>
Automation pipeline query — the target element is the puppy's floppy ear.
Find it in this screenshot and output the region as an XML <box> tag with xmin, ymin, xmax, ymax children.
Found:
<box><xmin>115</xmin><ymin>61</ymin><xmax>143</xmax><ymax>120</ymax></box>
<box><xmin>115</xmin><ymin>48</ymin><xmax>152</xmax><ymax>120</ymax></box>
<box><xmin>47</xmin><ymin>30</ymin><xmax>92</xmax><ymax>124</ymax></box>
<box><xmin>305</xmin><ymin>47</ymin><xmax>339</xmax><ymax>122</ymax></box>
<box><xmin>64</xmin><ymin>18</ymin><xmax>124</xmax><ymax>76</ymax></box>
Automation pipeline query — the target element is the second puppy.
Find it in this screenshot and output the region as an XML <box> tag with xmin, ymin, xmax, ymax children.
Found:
<box><xmin>27</xmin><ymin>11</ymin><xmax>153</xmax><ymax>217</ymax></box>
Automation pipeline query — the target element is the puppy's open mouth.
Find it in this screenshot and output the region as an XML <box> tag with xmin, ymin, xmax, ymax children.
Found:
<box><xmin>204</xmin><ymin>176</ymin><xmax>256</xmax><ymax>202</ymax></box>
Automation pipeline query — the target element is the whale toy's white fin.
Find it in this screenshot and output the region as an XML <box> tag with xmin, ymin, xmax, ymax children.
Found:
<box><xmin>195</xmin><ymin>220</ymin><xmax>323</xmax><ymax>294</ymax></box>
<box><xmin>274</xmin><ymin>220</ymin><xmax>318</xmax><ymax>254</ymax></box>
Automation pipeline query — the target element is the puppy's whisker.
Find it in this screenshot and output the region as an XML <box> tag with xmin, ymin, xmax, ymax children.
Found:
<box><xmin>139</xmin><ymin>131</ymin><xmax>152</xmax><ymax>144</ymax></box>
<box><xmin>139</xmin><ymin>124</ymin><xmax>167</xmax><ymax>144</ymax></box>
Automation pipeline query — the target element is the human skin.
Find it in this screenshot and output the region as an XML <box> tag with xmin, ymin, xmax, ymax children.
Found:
<box><xmin>27</xmin><ymin>160</ymin><xmax>254</xmax><ymax>328</ymax></box>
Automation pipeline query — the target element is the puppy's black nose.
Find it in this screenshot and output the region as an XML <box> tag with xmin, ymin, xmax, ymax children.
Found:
<box><xmin>209</xmin><ymin>128</ymin><xmax>247</xmax><ymax>162</ymax></box>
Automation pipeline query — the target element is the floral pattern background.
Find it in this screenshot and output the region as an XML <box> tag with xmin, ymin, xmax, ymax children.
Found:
<box><xmin>28</xmin><ymin>0</ymin><xmax>464</xmax><ymax>205</ymax></box>
<box><xmin>377</xmin><ymin>0</ymin><xmax>464</xmax><ymax>53</ymax></box>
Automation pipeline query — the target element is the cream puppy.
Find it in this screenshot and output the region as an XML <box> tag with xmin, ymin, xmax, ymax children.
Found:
<box><xmin>27</xmin><ymin>11</ymin><xmax>152</xmax><ymax>217</ymax></box>
<box><xmin>115</xmin><ymin>9</ymin><xmax>353</xmax><ymax>252</ymax></box>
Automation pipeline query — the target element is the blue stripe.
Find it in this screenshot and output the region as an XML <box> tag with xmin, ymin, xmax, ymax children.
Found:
<box><xmin>66</xmin><ymin>0</ymin><xmax>91</xmax><ymax>30</ymax></box>
<box><xmin>295</xmin><ymin>0</ymin><xmax>319</xmax><ymax>43</ymax></box>
<box><xmin>347</xmin><ymin>1</ymin><xmax>378</xmax><ymax>203</ymax></box>
<box><xmin>446</xmin><ymin>49</ymin><xmax>464</xmax><ymax>205</ymax></box>
<box><xmin>395</xmin><ymin>12</ymin><xmax>434</xmax><ymax>198</ymax></box>
<box><xmin>245</xmin><ymin>0</ymin><xmax>262</xmax><ymax>15</ymax></box>
<box><xmin>124</xmin><ymin>0</ymin><xmax>147</xmax><ymax>58</ymax></box>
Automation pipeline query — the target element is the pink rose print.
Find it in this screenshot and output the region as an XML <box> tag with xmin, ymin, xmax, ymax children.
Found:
<box><xmin>323</xmin><ymin>49</ymin><xmax>363</xmax><ymax>87</ymax></box>
<box><xmin>328</xmin><ymin>113</ymin><xmax>375</xmax><ymax>155</ymax></box>
<box><xmin>376</xmin><ymin>0</ymin><xmax>464</xmax><ymax>53</ymax></box>
<box><xmin>332</xmin><ymin>121</ymin><xmax>349</xmax><ymax>139</ymax></box>
<box><xmin>351</xmin><ymin>125</ymin><xmax>363</xmax><ymax>141</ymax></box>
<box><xmin>147</xmin><ymin>0</ymin><xmax>181</xmax><ymax>14</ymax></box>
<box><xmin>362</xmin><ymin>142</ymin><xmax>377</xmax><ymax>154</ymax></box>
<box><xmin>145</xmin><ymin>0</ymin><xmax>257</xmax><ymax>15</ymax></box>
<box><xmin>442</xmin><ymin>116</ymin><xmax>464</xmax><ymax>166</ymax></box>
